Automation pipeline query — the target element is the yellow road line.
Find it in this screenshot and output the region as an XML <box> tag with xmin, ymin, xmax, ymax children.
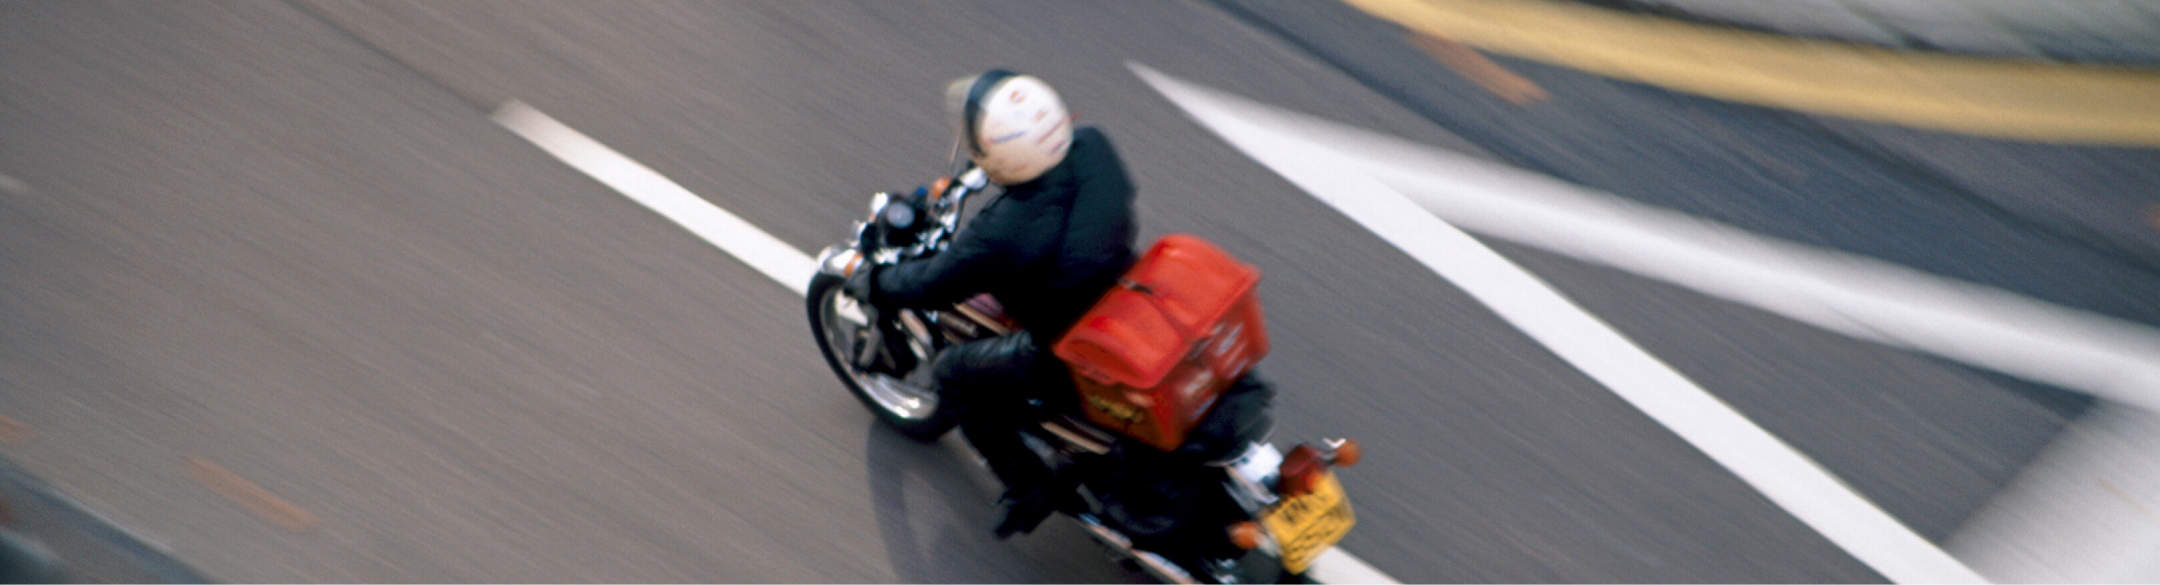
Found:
<box><xmin>187</xmin><ymin>457</ymin><xmax>319</xmax><ymax>531</ymax></box>
<box><xmin>1343</xmin><ymin>0</ymin><xmax>2160</xmax><ymax>147</ymax></box>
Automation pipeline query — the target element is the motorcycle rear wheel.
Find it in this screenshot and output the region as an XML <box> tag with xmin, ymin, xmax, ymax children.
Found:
<box><xmin>807</xmin><ymin>273</ymin><xmax>961</xmax><ymax>441</ymax></box>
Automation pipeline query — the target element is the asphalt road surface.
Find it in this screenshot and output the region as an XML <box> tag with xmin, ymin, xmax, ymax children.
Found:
<box><xmin>0</xmin><ymin>0</ymin><xmax>2143</xmax><ymax>582</ymax></box>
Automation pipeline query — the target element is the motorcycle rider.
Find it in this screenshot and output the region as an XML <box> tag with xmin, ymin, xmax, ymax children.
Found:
<box><xmin>844</xmin><ymin>69</ymin><xmax>1138</xmax><ymax>538</ymax></box>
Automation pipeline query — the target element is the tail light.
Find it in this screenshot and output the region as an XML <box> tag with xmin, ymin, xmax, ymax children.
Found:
<box><xmin>1278</xmin><ymin>438</ymin><xmax>1361</xmax><ymax>497</ymax></box>
<box><xmin>1227</xmin><ymin>520</ymin><xmax>1265</xmax><ymax>550</ymax></box>
<box><xmin>1277</xmin><ymin>444</ymin><xmax>1326</xmax><ymax>497</ymax></box>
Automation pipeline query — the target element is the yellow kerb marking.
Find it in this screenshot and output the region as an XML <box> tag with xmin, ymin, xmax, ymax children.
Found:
<box><xmin>187</xmin><ymin>457</ymin><xmax>320</xmax><ymax>531</ymax></box>
<box><xmin>1344</xmin><ymin>0</ymin><xmax>2160</xmax><ymax>146</ymax></box>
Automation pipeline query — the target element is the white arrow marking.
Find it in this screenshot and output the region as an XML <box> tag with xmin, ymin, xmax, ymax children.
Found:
<box><xmin>1130</xmin><ymin>66</ymin><xmax>2160</xmax><ymax>411</ymax></box>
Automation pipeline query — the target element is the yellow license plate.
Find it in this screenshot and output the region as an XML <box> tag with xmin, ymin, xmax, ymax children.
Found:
<box><xmin>1261</xmin><ymin>472</ymin><xmax>1355</xmax><ymax>574</ymax></box>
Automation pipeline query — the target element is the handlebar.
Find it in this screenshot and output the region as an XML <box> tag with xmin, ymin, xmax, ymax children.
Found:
<box><xmin>850</xmin><ymin>165</ymin><xmax>990</xmax><ymax>270</ymax></box>
<box><xmin>932</xmin><ymin>167</ymin><xmax>988</xmax><ymax>208</ymax></box>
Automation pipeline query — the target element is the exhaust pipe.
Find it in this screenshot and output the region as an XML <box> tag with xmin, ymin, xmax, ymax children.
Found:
<box><xmin>1075</xmin><ymin>514</ymin><xmax>1198</xmax><ymax>584</ymax></box>
<box><xmin>1132</xmin><ymin>550</ymin><xmax>1200</xmax><ymax>585</ymax></box>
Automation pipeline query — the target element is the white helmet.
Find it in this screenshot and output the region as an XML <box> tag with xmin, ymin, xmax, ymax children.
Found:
<box><xmin>945</xmin><ymin>70</ymin><xmax>1072</xmax><ymax>185</ymax></box>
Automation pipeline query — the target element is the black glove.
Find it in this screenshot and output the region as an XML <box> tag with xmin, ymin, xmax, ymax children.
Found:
<box><xmin>843</xmin><ymin>263</ymin><xmax>880</xmax><ymax>306</ymax></box>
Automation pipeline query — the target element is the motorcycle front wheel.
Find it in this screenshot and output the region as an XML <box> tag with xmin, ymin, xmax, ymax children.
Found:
<box><xmin>806</xmin><ymin>273</ymin><xmax>960</xmax><ymax>441</ymax></box>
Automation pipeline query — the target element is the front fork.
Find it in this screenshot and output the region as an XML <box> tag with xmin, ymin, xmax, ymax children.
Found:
<box><xmin>820</xmin><ymin>244</ymin><xmax>937</xmax><ymax>376</ymax></box>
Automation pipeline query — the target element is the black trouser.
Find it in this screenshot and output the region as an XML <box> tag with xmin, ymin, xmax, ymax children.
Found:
<box><xmin>932</xmin><ymin>331</ymin><xmax>1065</xmax><ymax>493</ymax></box>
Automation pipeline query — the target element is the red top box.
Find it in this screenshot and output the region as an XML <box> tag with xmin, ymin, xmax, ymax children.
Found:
<box><xmin>1055</xmin><ymin>234</ymin><xmax>1269</xmax><ymax>451</ymax></box>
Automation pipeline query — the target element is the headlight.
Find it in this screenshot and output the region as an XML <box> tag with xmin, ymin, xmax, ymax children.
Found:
<box><xmin>880</xmin><ymin>200</ymin><xmax>917</xmax><ymax>231</ymax></box>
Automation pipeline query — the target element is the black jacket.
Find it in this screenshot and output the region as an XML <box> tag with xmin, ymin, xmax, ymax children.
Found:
<box><xmin>874</xmin><ymin>126</ymin><xmax>1137</xmax><ymax>340</ymax></box>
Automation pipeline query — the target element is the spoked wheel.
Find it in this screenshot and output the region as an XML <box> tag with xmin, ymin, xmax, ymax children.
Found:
<box><xmin>807</xmin><ymin>273</ymin><xmax>960</xmax><ymax>440</ymax></box>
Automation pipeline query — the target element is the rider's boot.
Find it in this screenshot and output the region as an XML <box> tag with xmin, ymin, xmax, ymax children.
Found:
<box><xmin>992</xmin><ymin>486</ymin><xmax>1058</xmax><ymax>539</ymax></box>
<box><xmin>967</xmin><ymin>420</ymin><xmax>1063</xmax><ymax>539</ymax></box>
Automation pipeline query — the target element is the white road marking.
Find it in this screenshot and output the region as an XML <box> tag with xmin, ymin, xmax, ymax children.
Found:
<box><xmin>1305</xmin><ymin>547</ymin><xmax>1399</xmax><ymax>584</ymax></box>
<box><xmin>1133</xmin><ymin>62</ymin><xmax>1987</xmax><ymax>584</ymax></box>
<box><xmin>1192</xmin><ymin>91</ymin><xmax>2160</xmax><ymax>412</ymax></box>
<box><xmin>1949</xmin><ymin>405</ymin><xmax>2160</xmax><ymax>583</ymax></box>
<box><xmin>491</xmin><ymin>101</ymin><xmax>814</xmax><ymax>296</ymax></box>
<box><xmin>491</xmin><ymin>99</ymin><xmax>1398</xmax><ymax>584</ymax></box>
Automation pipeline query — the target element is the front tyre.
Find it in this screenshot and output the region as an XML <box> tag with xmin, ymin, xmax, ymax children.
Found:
<box><xmin>806</xmin><ymin>273</ymin><xmax>960</xmax><ymax>441</ymax></box>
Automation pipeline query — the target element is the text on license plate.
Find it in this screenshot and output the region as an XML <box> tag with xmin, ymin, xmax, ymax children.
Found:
<box><xmin>1261</xmin><ymin>472</ymin><xmax>1355</xmax><ymax>574</ymax></box>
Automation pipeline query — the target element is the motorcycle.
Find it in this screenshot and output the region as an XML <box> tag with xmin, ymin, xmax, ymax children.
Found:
<box><xmin>806</xmin><ymin>167</ymin><xmax>1360</xmax><ymax>584</ymax></box>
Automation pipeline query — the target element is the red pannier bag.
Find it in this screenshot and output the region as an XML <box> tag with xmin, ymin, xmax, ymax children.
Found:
<box><xmin>1053</xmin><ymin>234</ymin><xmax>1269</xmax><ymax>451</ymax></box>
